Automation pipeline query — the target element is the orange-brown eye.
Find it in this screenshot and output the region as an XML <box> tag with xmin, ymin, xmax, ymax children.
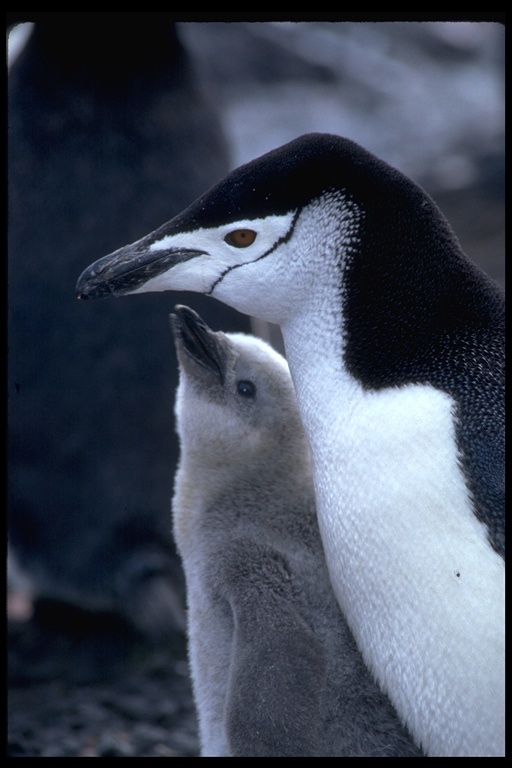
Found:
<box><xmin>224</xmin><ymin>229</ymin><xmax>257</xmax><ymax>248</ymax></box>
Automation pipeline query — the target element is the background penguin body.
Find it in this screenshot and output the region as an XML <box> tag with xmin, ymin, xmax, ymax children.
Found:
<box><xmin>171</xmin><ymin>305</ymin><xmax>422</xmax><ymax>757</ymax></box>
<box><xmin>8</xmin><ymin>15</ymin><xmax>252</xmax><ymax>634</ymax></box>
<box><xmin>77</xmin><ymin>133</ymin><xmax>504</xmax><ymax>756</ymax></box>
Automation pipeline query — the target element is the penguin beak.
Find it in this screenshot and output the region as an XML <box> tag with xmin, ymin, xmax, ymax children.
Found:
<box><xmin>75</xmin><ymin>237</ymin><xmax>205</xmax><ymax>300</ymax></box>
<box><xmin>170</xmin><ymin>305</ymin><xmax>226</xmax><ymax>384</ymax></box>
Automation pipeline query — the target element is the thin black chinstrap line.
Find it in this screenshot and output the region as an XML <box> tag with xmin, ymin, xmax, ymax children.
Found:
<box><xmin>206</xmin><ymin>209</ymin><xmax>301</xmax><ymax>296</ymax></box>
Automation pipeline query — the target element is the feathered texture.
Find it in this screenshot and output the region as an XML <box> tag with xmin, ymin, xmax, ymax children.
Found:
<box><xmin>171</xmin><ymin>307</ymin><xmax>422</xmax><ymax>756</ymax></box>
<box><xmin>75</xmin><ymin>133</ymin><xmax>504</xmax><ymax>755</ymax></box>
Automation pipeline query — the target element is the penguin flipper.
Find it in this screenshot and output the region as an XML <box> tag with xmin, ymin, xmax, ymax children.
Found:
<box><xmin>220</xmin><ymin>540</ymin><xmax>326</xmax><ymax>757</ymax></box>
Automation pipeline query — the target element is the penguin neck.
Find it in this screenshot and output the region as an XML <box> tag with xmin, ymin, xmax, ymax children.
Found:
<box><xmin>281</xmin><ymin>302</ymin><xmax>350</xmax><ymax>454</ymax></box>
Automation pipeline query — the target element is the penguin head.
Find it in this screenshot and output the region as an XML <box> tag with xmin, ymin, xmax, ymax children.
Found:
<box><xmin>170</xmin><ymin>305</ymin><xmax>309</xmax><ymax>471</ymax></box>
<box><xmin>76</xmin><ymin>132</ymin><xmax>494</xmax><ymax>387</ymax></box>
<box><xmin>76</xmin><ymin>133</ymin><xmax>427</xmax><ymax>325</ymax></box>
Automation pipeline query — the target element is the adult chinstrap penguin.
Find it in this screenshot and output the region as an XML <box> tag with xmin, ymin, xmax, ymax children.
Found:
<box><xmin>170</xmin><ymin>304</ymin><xmax>422</xmax><ymax>757</ymax></box>
<box><xmin>76</xmin><ymin>133</ymin><xmax>504</xmax><ymax>756</ymax></box>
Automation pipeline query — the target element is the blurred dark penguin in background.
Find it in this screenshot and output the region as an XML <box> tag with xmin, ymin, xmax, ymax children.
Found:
<box><xmin>7</xmin><ymin>12</ymin><xmax>251</xmax><ymax>639</ymax></box>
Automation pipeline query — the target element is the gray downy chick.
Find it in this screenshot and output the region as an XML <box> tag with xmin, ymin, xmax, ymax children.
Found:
<box><xmin>170</xmin><ymin>305</ymin><xmax>421</xmax><ymax>757</ymax></box>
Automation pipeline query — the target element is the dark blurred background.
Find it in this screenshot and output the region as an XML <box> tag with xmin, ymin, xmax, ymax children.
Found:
<box><xmin>7</xmin><ymin>15</ymin><xmax>504</xmax><ymax>757</ymax></box>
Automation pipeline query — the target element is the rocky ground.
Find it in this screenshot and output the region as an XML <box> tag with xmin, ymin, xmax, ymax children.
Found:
<box><xmin>8</xmin><ymin>598</ymin><xmax>199</xmax><ymax>757</ymax></box>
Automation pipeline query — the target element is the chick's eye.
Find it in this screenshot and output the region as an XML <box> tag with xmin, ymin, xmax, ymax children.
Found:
<box><xmin>224</xmin><ymin>229</ymin><xmax>257</xmax><ymax>248</ymax></box>
<box><xmin>237</xmin><ymin>380</ymin><xmax>256</xmax><ymax>398</ymax></box>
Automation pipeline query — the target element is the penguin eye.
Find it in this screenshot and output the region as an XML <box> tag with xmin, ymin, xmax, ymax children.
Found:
<box><xmin>224</xmin><ymin>229</ymin><xmax>257</xmax><ymax>248</ymax></box>
<box><xmin>237</xmin><ymin>380</ymin><xmax>256</xmax><ymax>398</ymax></box>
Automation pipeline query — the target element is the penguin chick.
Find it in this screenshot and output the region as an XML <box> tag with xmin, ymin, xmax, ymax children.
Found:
<box><xmin>77</xmin><ymin>134</ymin><xmax>504</xmax><ymax>755</ymax></box>
<box><xmin>170</xmin><ymin>304</ymin><xmax>422</xmax><ymax>758</ymax></box>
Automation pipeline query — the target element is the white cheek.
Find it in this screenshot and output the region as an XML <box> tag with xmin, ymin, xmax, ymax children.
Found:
<box><xmin>213</xmin><ymin>243</ymin><xmax>303</xmax><ymax>325</ymax></box>
<box><xmin>136</xmin><ymin>212</ymin><xmax>296</xmax><ymax>299</ymax></box>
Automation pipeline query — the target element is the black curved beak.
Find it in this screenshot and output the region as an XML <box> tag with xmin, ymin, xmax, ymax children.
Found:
<box><xmin>75</xmin><ymin>237</ymin><xmax>205</xmax><ymax>300</ymax></box>
<box><xmin>170</xmin><ymin>305</ymin><xmax>226</xmax><ymax>384</ymax></box>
